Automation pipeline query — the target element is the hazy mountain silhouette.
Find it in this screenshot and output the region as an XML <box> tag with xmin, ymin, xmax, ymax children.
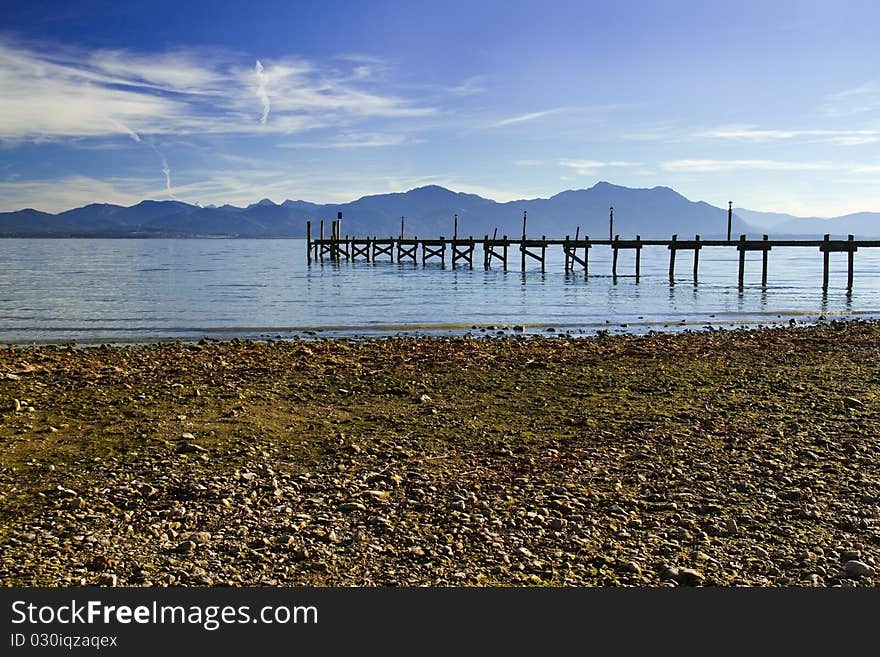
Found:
<box><xmin>2</xmin><ymin>182</ymin><xmax>876</xmax><ymax>238</ymax></box>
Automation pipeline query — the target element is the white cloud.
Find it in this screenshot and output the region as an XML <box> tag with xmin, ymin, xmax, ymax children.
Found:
<box><xmin>820</xmin><ymin>82</ymin><xmax>880</xmax><ymax>118</ymax></box>
<box><xmin>0</xmin><ymin>176</ymin><xmax>147</xmax><ymax>213</ymax></box>
<box><xmin>559</xmin><ymin>159</ymin><xmax>641</xmax><ymax>174</ymax></box>
<box><xmin>488</xmin><ymin>107</ymin><xmax>567</xmax><ymax>128</ymax></box>
<box><xmin>0</xmin><ymin>40</ymin><xmax>437</xmax><ymax>141</ymax></box>
<box><xmin>661</xmin><ymin>159</ymin><xmax>839</xmax><ymax>173</ymax></box>
<box><xmin>694</xmin><ymin>124</ymin><xmax>880</xmax><ymax>145</ymax></box>
<box><xmin>279</xmin><ymin>132</ymin><xmax>415</xmax><ymax>149</ymax></box>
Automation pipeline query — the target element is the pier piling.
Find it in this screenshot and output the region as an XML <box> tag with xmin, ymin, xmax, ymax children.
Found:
<box><xmin>304</xmin><ymin>221</ymin><xmax>871</xmax><ymax>292</ymax></box>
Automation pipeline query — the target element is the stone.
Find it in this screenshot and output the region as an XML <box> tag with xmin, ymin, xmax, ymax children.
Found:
<box><xmin>177</xmin><ymin>442</ymin><xmax>207</xmax><ymax>454</ymax></box>
<box><xmin>844</xmin><ymin>560</ymin><xmax>875</xmax><ymax>578</ymax></box>
<box><xmin>338</xmin><ymin>502</ymin><xmax>366</xmax><ymax>512</ymax></box>
<box><xmin>176</xmin><ymin>540</ymin><xmax>197</xmax><ymax>554</ymax></box>
<box><xmin>843</xmin><ymin>397</ymin><xmax>864</xmax><ymax>409</ymax></box>
<box><xmin>622</xmin><ymin>561</ymin><xmax>642</xmax><ymax>576</ymax></box>
<box><xmin>96</xmin><ymin>573</ymin><xmax>117</xmax><ymax>587</ymax></box>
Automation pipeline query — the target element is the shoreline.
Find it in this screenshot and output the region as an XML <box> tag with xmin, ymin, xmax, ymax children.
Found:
<box><xmin>0</xmin><ymin>309</ymin><xmax>859</xmax><ymax>348</ymax></box>
<box><xmin>1</xmin><ymin>320</ymin><xmax>878</xmax><ymax>586</ymax></box>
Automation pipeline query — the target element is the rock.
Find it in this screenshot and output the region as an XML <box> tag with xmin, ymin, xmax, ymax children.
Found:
<box><xmin>841</xmin><ymin>550</ymin><xmax>861</xmax><ymax>561</ymax></box>
<box><xmin>338</xmin><ymin>502</ymin><xmax>366</xmax><ymax>512</ymax></box>
<box><xmin>663</xmin><ymin>566</ymin><xmax>704</xmax><ymax>586</ymax></box>
<box><xmin>513</xmin><ymin>325</ymin><xmax>525</xmax><ymax>332</ymax></box>
<box><xmin>181</xmin><ymin>432</ymin><xmax>196</xmax><ymax>440</ymax></box>
<box><xmin>419</xmin><ymin>394</ymin><xmax>432</xmax><ymax>403</ymax></box>
<box><xmin>622</xmin><ymin>561</ymin><xmax>642</xmax><ymax>576</ymax></box>
<box><xmin>843</xmin><ymin>397</ymin><xmax>864</xmax><ymax>409</ymax></box>
<box><xmin>95</xmin><ymin>573</ymin><xmax>117</xmax><ymax>587</ymax></box>
<box><xmin>844</xmin><ymin>560</ymin><xmax>875</xmax><ymax>578</ymax></box>
<box><xmin>13</xmin><ymin>399</ymin><xmax>21</xmax><ymax>412</ymax></box>
<box><xmin>176</xmin><ymin>540</ymin><xmax>197</xmax><ymax>554</ymax></box>
<box><xmin>177</xmin><ymin>442</ymin><xmax>207</xmax><ymax>454</ymax></box>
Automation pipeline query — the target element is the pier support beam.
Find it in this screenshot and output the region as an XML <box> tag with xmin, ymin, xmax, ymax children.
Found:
<box><xmin>306</xmin><ymin>220</ymin><xmax>312</xmax><ymax>265</ymax></box>
<box><xmin>848</xmin><ymin>234</ymin><xmax>855</xmax><ymax>292</ymax></box>
<box><xmin>668</xmin><ymin>234</ymin><xmax>677</xmax><ymax>282</ymax></box>
<box><xmin>612</xmin><ymin>235</ymin><xmax>619</xmax><ymax>278</ymax></box>
<box><xmin>635</xmin><ymin>235</ymin><xmax>642</xmax><ymax>281</ymax></box>
<box><xmin>762</xmin><ymin>235</ymin><xmax>769</xmax><ymax>287</ymax></box>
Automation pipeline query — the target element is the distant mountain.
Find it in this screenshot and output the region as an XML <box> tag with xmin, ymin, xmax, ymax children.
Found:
<box><xmin>735</xmin><ymin>207</ymin><xmax>880</xmax><ymax>237</ymax></box>
<box><xmin>2</xmin><ymin>182</ymin><xmax>875</xmax><ymax>238</ymax></box>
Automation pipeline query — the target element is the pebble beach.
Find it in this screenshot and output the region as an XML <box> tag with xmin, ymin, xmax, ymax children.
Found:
<box><xmin>1</xmin><ymin>320</ymin><xmax>878</xmax><ymax>587</ymax></box>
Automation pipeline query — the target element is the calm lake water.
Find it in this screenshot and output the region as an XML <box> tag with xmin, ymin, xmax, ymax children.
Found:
<box><xmin>1</xmin><ymin>238</ymin><xmax>878</xmax><ymax>343</ymax></box>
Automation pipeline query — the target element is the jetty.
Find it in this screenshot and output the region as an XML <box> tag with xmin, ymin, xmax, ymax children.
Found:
<box><xmin>306</xmin><ymin>207</ymin><xmax>877</xmax><ymax>292</ymax></box>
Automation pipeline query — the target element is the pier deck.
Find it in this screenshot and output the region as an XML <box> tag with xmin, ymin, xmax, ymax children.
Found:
<box><xmin>305</xmin><ymin>212</ymin><xmax>872</xmax><ymax>292</ymax></box>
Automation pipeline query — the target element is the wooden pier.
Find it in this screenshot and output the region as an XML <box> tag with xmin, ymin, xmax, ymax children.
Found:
<box><xmin>307</xmin><ymin>210</ymin><xmax>874</xmax><ymax>292</ymax></box>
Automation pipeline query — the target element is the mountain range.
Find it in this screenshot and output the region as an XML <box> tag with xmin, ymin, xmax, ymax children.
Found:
<box><xmin>1</xmin><ymin>182</ymin><xmax>878</xmax><ymax>238</ymax></box>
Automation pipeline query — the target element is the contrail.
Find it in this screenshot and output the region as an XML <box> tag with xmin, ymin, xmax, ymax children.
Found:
<box><xmin>110</xmin><ymin>119</ymin><xmax>142</xmax><ymax>143</ymax></box>
<box><xmin>161</xmin><ymin>157</ymin><xmax>173</xmax><ymax>196</ymax></box>
<box><xmin>149</xmin><ymin>142</ymin><xmax>176</xmax><ymax>199</ymax></box>
<box><xmin>255</xmin><ymin>60</ymin><xmax>270</xmax><ymax>124</ymax></box>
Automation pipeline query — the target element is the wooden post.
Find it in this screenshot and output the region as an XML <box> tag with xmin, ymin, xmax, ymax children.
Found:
<box><xmin>822</xmin><ymin>234</ymin><xmax>830</xmax><ymax>292</ymax></box>
<box><xmin>727</xmin><ymin>201</ymin><xmax>732</xmax><ymax>242</ymax></box>
<box><xmin>761</xmin><ymin>234</ymin><xmax>769</xmax><ymax>287</ymax></box>
<box><xmin>306</xmin><ymin>220</ymin><xmax>312</xmax><ymax>265</ymax></box>
<box><xmin>612</xmin><ymin>234</ymin><xmax>619</xmax><ymax>278</ymax></box>
<box><xmin>738</xmin><ymin>234</ymin><xmax>746</xmax><ymax>288</ymax></box>
<box><xmin>847</xmin><ymin>234</ymin><xmax>855</xmax><ymax>292</ymax></box>
<box><xmin>584</xmin><ymin>236</ymin><xmax>589</xmax><ymax>275</ymax></box>
<box><xmin>521</xmin><ymin>211</ymin><xmax>527</xmax><ymax>271</ymax></box>
<box><xmin>540</xmin><ymin>235</ymin><xmax>546</xmax><ymax>273</ymax></box>
<box><xmin>502</xmin><ymin>235</ymin><xmax>508</xmax><ymax>271</ymax></box>
<box><xmin>693</xmin><ymin>235</ymin><xmax>700</xmax><ymax>283</ymax></box>
<box><xmin>668</xmin><ymin>234</ymin><xmax>677</xmax><ymax>281</ymax></box>
<box><xmin>564</xmin><ymin>235</ymin><xmax>571</xmax><ymax>272</ymax></box>
<box><xmin>483</xmin><ymin>234</ymin><xmax>490</xmax><ymax>269</ymax></box>
<box><xmin>319</xmin><ymin>219</ymin><xmax>325</xmax><ymax>261</ymax></box>
<box><xmin>400</xmin><ymin>216</ymin><xmax>405</xmax><ymax>239</ymax></box>
<box><xmin>609</xmin><ymin>206</ymin><xmax>614</xmax><ymax>242</ymax></box>
<box><xmin>635</xmin><ymin>234</ymin><xmax>641</xmax><ymax>281</ymax></box>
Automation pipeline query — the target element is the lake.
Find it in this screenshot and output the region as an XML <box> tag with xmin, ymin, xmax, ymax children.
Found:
<box><xmin>1</xmin><ymin>238</ymin><xmax>878</xmax><ymax>343</ymax></box>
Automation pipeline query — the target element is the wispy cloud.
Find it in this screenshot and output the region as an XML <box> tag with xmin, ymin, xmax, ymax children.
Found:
<box><xmin>662</xmin><ymin>159</ymin><xmax>838</xmax><ymax>173</ymax></box>
<box><xmin>559</xmin><ymin>159</ymin><xmax>641</xmax><ymax>174</ymax></box>
<box><xmin>626</xmin><ymin>122</ymin><xmax>880</xmax><ymax>146</ymax></box>
<box><xmin>279</xmin><ymin>132</ymin><xmax>417</xmax><ymax>149</ymax></box>
<box><xmin>0</xmin><ymin>39</ymin><xmax>437</xmax><ymax>142</ymax></box>
<box><xmin>488</xmin><ymin>107</ymin><xmax>567</xmax><ymax>128</ymax></box>
<box><xmin>694</xmin><ymin>124</ymin><xmax>880</xmax><ymax>145</ymax></box>
<box><xmin>820</xmin><ymin>82</ymin><xmax>880</xmax><ymax>118</ymax></box>
<box><xmin>0</xmin><ymin>176</ymin><xmax>148</xmax><ymax>213</ymax></box>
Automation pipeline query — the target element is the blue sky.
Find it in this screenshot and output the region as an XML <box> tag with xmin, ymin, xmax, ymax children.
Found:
<box><xmin>2</xmin><ymin>0</ymin><xmax>879</xmax><ymax>216</ymax></box>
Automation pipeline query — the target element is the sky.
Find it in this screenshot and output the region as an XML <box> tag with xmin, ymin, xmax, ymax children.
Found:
<box><xmin>1</xmin><ymin>0</ymin><xmax>880</xmax><ymax>216</ymax></box>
